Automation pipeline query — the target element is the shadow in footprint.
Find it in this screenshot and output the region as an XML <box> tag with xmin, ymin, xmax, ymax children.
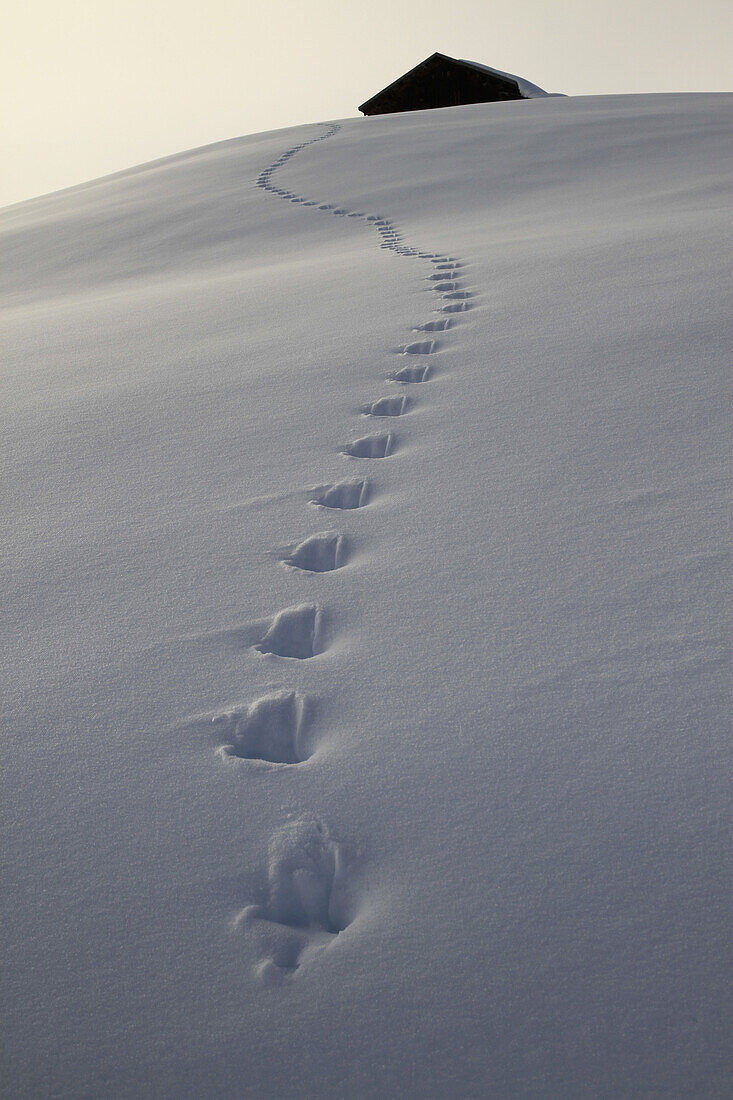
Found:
<box><xmin>236</xmin><ymin>816</ymin><xmax>349</xmax><ymax>979</ymax></box>
<box><xmin>255</xmin><ymin>604</ymin><xmax>321</xmax><ymax>659</ymax></box>
<box><xmin>362</xmin><ymin>395</ymin><xmax>408</xmax><ymax>417</ymax></box>
<box><xmin>215</xmin><ymin>691</ymin><xmax>311</xmax><ymax>764</ymax></box>
<box><xmin>310</xmin><ymin>479</ymin><xmax>369</xmax><ymax>510</ymax></box>
<box><xmin>342</xmin><ymin>433</ymin><xmax>393</xmax><ymax>459</ymax></box>
<box><xmin>398</xmin><ymin>340</ymin><xmax>438</xmax><ymax>355</ymax></box>
<box><xmin>281</xmin><ymin>532</ymin><xmax>346</xmax><ymax>572</ymax></box>
<box><xmin>255</xmin><ymin>929</ymin><xmax>306</xmax><ymax>982</ymax></box>
<box><xmin>390</xmin><ymin>364</ymin><xmax>431</xmax><ymax>384</ymax></box>
<box><xmin>415</xmin><ymin>318</ymin><xmax>453</xmax><ymax>332</ymax></box>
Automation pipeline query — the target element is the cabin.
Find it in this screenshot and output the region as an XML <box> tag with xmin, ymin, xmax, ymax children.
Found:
<box><xmin>359</xmin><ymin>53</ymin><xmax>551</xmax><ymax>116</ymax></box>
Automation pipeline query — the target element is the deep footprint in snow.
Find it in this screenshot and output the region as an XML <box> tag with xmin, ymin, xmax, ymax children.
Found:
<box><xmin>398</xmin><ymin>340</ymin><xmax>439</xmax><ymax>355</ymax></box>
<box><xmin>342</xmin><ymin>432</ymin><xmax>393</xmax><ymax>459</ymax></box>
<box><xmin>214</xmin><ymin>691</ymin><xmax>310</xmax><ymax>764</ymax></box>
<box><xmin>255</xmin><ymin>604</ymin><xmax>321</xmax><ymax>659</ymax></box>
<box><xmin>282</xmin><ymin>532</ymin><xmax>346</xmax><ymax>572</ymax></box>
<box><xmin>362</xmin><ymin>395</ymin><xmax>408</xmax><ymax>417</ymax></box>
<box><xmin>442</xmin><ymin>301</ymin><xmax>472</xmax><ymax>313</ymax></box>
<box><xmin>310</xmin><ymin>478</ymin><xmax>369</xmax><ymax>510</ymax></box>
<box><xmin>415</xmin><ymin>318</ymin><xmax>453</xmax><ymax>332</ymax></box>
<box><xmin>390</xmin><ymin>364</ymin><xmax>431</xmax><ymax>384</ymax></box>
<box><xmin>235</xmin><ymin>816</ymin><xmax>348</xmax><ymax>979</ymax></box>
<box><xmin>431</xmin><ymin>284</ymin><xmax>462</xmax><ymax>296</ymax></box>
<box><xmin>255</xmin><ymin>929</ymin><xmax>306</xmax><ymax>979</ymax></box>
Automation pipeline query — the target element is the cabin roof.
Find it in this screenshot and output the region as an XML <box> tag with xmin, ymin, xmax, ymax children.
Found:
<box><xmin>359</xmin><ymin>53</ymin><xmax>557</xmax><ymax>115</ymax></box>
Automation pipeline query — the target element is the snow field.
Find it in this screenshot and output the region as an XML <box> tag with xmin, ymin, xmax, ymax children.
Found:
<box><xmin>1</xmin><ymin>93</ymin><xmax>731</xmax><ymax>1097</ymax></box>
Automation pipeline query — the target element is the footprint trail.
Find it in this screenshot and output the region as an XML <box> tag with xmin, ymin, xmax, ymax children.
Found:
<box><xmin>192</xmin><ymin>121</ymin><xmax>481</xmax><ymax>978</ymax></box>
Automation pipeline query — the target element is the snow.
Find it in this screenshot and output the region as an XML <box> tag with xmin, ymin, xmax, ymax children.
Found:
<box><xmin>1</xmin><ymin>92</ymin><xmax>731</xmax><ymax>1097</ymax></box>
<box><xmin>458</xmin><ymin>57</ymin><xmax>560</xmax><ymax>98</ymax></box>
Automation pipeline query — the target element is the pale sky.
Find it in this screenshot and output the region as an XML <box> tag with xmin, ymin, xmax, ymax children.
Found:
<box><xmin>2</xmin><ymin>0</ymin><xmax>731</xmax><ymax>209</ymax></box>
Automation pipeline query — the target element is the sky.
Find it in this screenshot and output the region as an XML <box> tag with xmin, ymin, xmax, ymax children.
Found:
<box><xmin>2</xmin><ymin>0</ymin><xmax>732</xmax><ymax>209</ymax></box>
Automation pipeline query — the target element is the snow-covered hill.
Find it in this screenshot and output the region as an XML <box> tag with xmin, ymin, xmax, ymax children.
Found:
<box><xmin>2</xmin><ymin>93</ymin><xmax>731</xmax><ymax>1098</ymax></box>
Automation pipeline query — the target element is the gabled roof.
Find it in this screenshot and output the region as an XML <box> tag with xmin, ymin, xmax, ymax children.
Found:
<box><xmin>359</xmin><ymin>53</ymin><xmax>557</xmax><ymax>116</ymax></box>
<box><xmin>456</xmin><ymin>58</ymin><xmax>554</xmax><ymax>100</ymax></box>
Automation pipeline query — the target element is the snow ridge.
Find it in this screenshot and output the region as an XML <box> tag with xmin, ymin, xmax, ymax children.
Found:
<box><xmin>198</xmin><ymin>123</ymin><xmax>478</xmax><ymax>979</ymax></box>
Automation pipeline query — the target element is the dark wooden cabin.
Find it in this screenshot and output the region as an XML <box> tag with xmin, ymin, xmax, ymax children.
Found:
<box><xmin>359</xmin><ymin>53</ymin><xmax>543</xmax><ymax>116</ymax></box>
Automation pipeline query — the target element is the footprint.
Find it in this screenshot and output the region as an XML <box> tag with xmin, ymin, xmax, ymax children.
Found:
<box><xmin>390</xmin><ymin>364</ymin><xmax>431</xmax><ymax>384</ymax></box>
<box><xmin>431</xmin><ymin>282</ymin><xmax>460</xmax><ymax>293</ymax></box>
<box><xmin>214</xmin><ymin>691</ymin><xmax>310</xmax><ymax>764</ymax></box>
<box><xmin>442</xmin><ymin>301</ymin><xmax>472</xmax><ymax>313</ymax></box>
<box><xmin>398</xmin><ymin>340</ymin><xmax>438</xmax><ymax>355</ymax></box>
<box><xmin>255</xmin><ymin>930</ymin><xmax>306</xmax><ymax>982</ymax></box>
<box><xmin>415</xmin><ymin>318</ymin><xmax>453</xmax><ymax>332</ymax></box>
<box><xmin>282</xmin><ymin>532</ymin><xmax>346</xmax><ymax>572</ymax></box>
<box><xmin>264</xmin><ymin>816</ymin><xmax>346</xmax><ymax>932</ymax></box>
<box><xmin>342</xmin><ymin>432</ymin><xmax>393</xmax><ymax>459</ymax></box>
<box><xmin>255</xmin><ymin>604</ymin><xmax>321</xmax><ymax>659</ymax></box>
<box><xmin>362</xmin><ymin>395</ymin><xmax>408</xmax><ymax>417</ymax></box>
<box><xmin>310</xmin><ymin>478</ymin><xmax>369</xmax><ymax>510</ymax></box>
<box><xmin>442</xmin><ymin>290</ymin><xmax>472</xmax><ymax>300</ymax></box>
<box><xmin>433</xmin><ymin>262</ymin><xmax>462</xmax><ymax>270</ymax></box>
<box><xmin>236</xmin><ymin>816</ymin><xmax>348</xmax><ymax>978</ymax></box>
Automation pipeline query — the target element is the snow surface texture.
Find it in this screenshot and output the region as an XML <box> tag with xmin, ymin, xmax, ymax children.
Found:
<box><xmin>2</xmin><ymin>94</ymin><xmax>732</xmax><ymax>1097</ymax></box>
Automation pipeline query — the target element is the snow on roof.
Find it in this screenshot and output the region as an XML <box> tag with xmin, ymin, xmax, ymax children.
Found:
<box><xmin>457</xmin><ymin>57</ymin><xmax>562</xmax><ymax>98</ymax></box>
